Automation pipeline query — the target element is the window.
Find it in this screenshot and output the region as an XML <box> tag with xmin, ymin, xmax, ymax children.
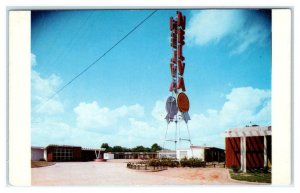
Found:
<box><xmin>53</xmin><ymin>148</ymin><xmax>74</xmax><ymax>161</ymax></box>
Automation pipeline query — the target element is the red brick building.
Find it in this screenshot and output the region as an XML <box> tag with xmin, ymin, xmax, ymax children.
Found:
<box><xmin>225</xmin><ymin>126</ymin><xmax>272</xmax><ymax>172</ymax></box>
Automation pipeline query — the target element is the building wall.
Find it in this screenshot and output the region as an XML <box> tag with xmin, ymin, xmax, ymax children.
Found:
<box><xmin>113</xmin><ymin>152</ymin><xmax>157</xmax><ymax>159</ymax></box>
<box><xmin>44</xmin><ymin>149</ymin><xmax>47</xmax><ymax>161</ymax></box>
<box><xmin>33</xmin><ymin>145</ymin><xmax>106</xmax><ymax>162</ymax></box>
<box><xmin>176</xmin><ymin>147</ymin><xmax>225</xmax><ymax>161</ymax></box>
<box><xmin>81</xmin><ymin>150</ymin><xmax>101</xmax><ymax>161</ymax></box>
<box><xmin>226</xmin><ymin>135</ymin><xmax>271</xmax><ymax>169</ymax></box>
<box><xmin>204</xmin><ymin>148</ymin><xmax>225</xmax><ymax>162</ymax></box>
<box><xmin>158</xmin><ymin>151</ymin><xmax>176</xmax><ymax>159</ymax></box>
<box><xmin>46</xmin><ymin>146</ymin><xmax>82</xmax><ymax>162</ymax></box>
<box><xmin>73</xmin><ymin>148</ymin><xmax>81</xmax><ymax>161</ymax></box>
<box><xmin>176</xmin><ymin>148</ymin><xmax>205</xmax><ymax>160</ymax></box>
<box><xmin>191</xmin><ymin>148</ymin><xmax>205</xmax><ymax>160</ymax></box>
<box><xmin>104</xmin><ymin>153</ymin><xmax>114</xmax><ymax>160</ymax></box>
<box><xmin>31</xmin><ymin>148</ymin><xmax>44</xmax><ymax>161</ymax></box>
<box><xmin>246</xmin><ymin>136</ymin><xmax>264</xmax><ymax>169</ymax></box>
<box><xmin>267</xmin><ymin>135</ymin><xmax>272</xmax><ymax>167</ymax></box>
<box><xmin>225</xmin><ymin>137</ymin><xmax>241</xmax><ymax>168</ymax></box>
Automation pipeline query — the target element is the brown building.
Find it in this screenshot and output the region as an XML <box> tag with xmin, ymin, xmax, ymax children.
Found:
<box><xmin>225</xmin><ymin>125</ymin><xmax>272</xmax><ymax>172</ymax></box>
<box><xmin>204</xmin><ymin>147</ymin><xmax>225</xmax><ymax>162</ymax></box>
<box><xmin>44</xmin><ymin>145</ymin><xmax>105</xmax><ymax>162</ymax></box>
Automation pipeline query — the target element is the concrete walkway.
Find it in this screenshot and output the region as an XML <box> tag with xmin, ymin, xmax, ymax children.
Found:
<box><xmin>31</xmin><ymin>160</ymin><xmax>247</xmax><ymax>186</ymax></box>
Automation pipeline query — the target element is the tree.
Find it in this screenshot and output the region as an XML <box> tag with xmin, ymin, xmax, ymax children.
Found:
<box><xmin>101</xmin><ymin>143</ymin><xmax>113</xmax><ymax>152</ymax></box>
<box><xmin>132</xmin><ymin>145</ymin><xmax>147</xmax><ymax>152</ymax></box>
<box><xmin>112</xmin><ymin>146</ymin><xmax>124</xmax><ymax>152</ymax></box>
<box><xmin>101</xmin><ymin>143</ymin><xmax>162</xmax><ymax>153</ymax></box>
<box><xmin>151</xmin><ymin>143</ymin><xmax>162</xmax><ymax>152</ymax></box>
<box><xmin>101</xmin><ymin>143</ymin><xmax>110</xmax><ymax>149</ymax></box>
<box><xmin>122</xmin><ymin>147</ymin><xmax>132</xmax><ymax>152</ymax></box>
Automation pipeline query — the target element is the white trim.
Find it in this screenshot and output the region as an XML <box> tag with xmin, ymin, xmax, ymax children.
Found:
<box><xmin>264</xmin><ymin>136</ymin><xmax>267</xmax><ymax>168</ymax></box>
<box><xmin>225</xmin><ymin>126</ymin><xmax>271</xmax><ymax>137</ymax></box>
<box><xmin>240</xmin><ymin>137</ymin><xmax>247</xmax><ymax>173</ymax></box>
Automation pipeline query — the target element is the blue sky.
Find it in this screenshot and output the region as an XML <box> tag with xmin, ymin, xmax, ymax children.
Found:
<box><xmin>31</xmin><ymin>9</ymin><xmax>271</xmax><ymax>149</ymax></box>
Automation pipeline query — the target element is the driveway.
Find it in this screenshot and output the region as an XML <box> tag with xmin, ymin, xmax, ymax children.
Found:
<box><xmin>31</xmin><ymin>160</ymin><xmax>246</xmax><ymax>186</ymax></box>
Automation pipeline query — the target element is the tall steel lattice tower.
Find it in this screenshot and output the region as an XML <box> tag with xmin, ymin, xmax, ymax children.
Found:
<box><xmin>163</xmin><ymin>11</ymin><xmax>193</xmax><ymax>158</ymax></box>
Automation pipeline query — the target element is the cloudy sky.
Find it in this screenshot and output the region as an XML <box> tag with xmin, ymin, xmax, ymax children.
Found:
<box><xmin>31</xmin><ymin>9</ymin><xmax>271</xmax><ymax>149</ymax></box>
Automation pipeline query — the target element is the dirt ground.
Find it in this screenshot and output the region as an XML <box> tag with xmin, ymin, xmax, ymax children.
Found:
<box><xmin>31</xmin><ymin>161</ymin><xmax>55</xmax><ymax>168</ymax></box>
<box><xmin>31</xmin><ymin>159</ymin><xmax>253</xmax><ymax>186</ymax></box>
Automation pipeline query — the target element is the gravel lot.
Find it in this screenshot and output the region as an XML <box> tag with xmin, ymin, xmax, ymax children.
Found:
<box><xmin>31</xmin><ymin>159</ymin><xmax>247</xmax><ymax>186</ymax></box>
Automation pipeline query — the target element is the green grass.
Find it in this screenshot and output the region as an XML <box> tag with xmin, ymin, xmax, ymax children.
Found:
<box><xmin>230</xmin><ymin>170</ymin><xmax>271</xmax><ymax>183</ymax></box>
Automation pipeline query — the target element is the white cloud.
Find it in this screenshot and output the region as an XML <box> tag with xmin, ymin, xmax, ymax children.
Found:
<box><xmin>117</xmin><ymin>118</ymin><xmax>163</xmax><ymax>147</ymax></box>
<box><xmin>187</xmin><ymin>87</ymin><xmax>271</xmax><ymax>147</ymax></box>
<box><xmin>32</xmin><ymin>84</ymin><xmax>271</xmax><ymax>149</ymax></box>
<box><xmin>151</xmin><ymin>99</ymin><xmax>166</xmax><ymax>121</ymax></box>
<box><xmin>32</xmin><ymin>71</ymin><xmax>62</xmax><ymax>100</ymax></box>
<box><xmin>31</xmin><ymin>71</ymin><xmax>64</xmax><ymax>114</ymax></box>
<box><xmin>31</xmin><ymin>53</ymin><xmax>64</xmax><ymax>114</ymax></box>
<box><xmin>75</xmin><ymin>87</ymin><xmax>270</xmax><ymax>148</ymax></box>
<box><xmin>73</xmin><ymin>101</ymin><xmax>144</xmax><ymax>131</ymax></box>
<box><xmin>31</xmin><ymin>119</ymin><xmax>107</xmax><ymax>148</ymax></box>
<box><xmin>68</xmin><ymin>101</ymin><xmax>164</xmax><ymax>147</ymax></box>
<box><xmin>31</xmin><ymin>119</ymin><xmax>72</xmax><ymax>146</ymax></box>
<box><xmin>186</xmin><ymin>10</ymin><xmax>270</xmax><ymax>55</ymax></box>
<box><xmin>230</xmin><ymin>21</ymin><xmax>270</xmax><ymax>55</ymax></box>
<box><xmin>31</xmin><ymin>53</ymin><xmax>37</xmax><ymax>67</ymax></box>
<box><xmin>187</xmin><ymin>10</ymin><xmax>244</xmax><ymax>46</ymax></box>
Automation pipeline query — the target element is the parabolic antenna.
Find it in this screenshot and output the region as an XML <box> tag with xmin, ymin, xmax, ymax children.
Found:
<box><xmin>177</xmin><ymin>92</ymin><xmax>190</xmax><ymax>112</ymax></box>
<box><xmin>165</xmin><ymin>96</ymin><xmax>178</xmax><ymax>121</ymax></box>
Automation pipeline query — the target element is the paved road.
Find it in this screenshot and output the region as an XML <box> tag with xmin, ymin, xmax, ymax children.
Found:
<box><xmin>31</xmin><ymin>160</ymin><xmax>246</xmax><ymax>186</ymax></box>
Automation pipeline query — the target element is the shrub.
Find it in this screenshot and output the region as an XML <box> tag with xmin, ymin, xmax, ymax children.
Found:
<box><xmin>147</xmin><ymin>158</ymin><xmax>206</xmax><ymax>168</ymax></box>
<box><xmin>180</xmin><ymin>157</ymin><xmax>205</xmax><ymax>167</ymax></box>
<box><xmin>180</xmin><ymin>157</ymin><xmax>189</xmax><ymax>167</ymax></box>
<box><xmin>148</xmin><ymin>159</ymin><xmax>160</xmax><ymax>167</ymax></box>
<box><xmin>148</xmin><ymin>158</ymin><xmax>179</xmax><ymax>167</ymax></box>
<box><xmin>167</xmin><ymin>160</ymin><xmax>179</xmax><ymax>167</ymax></box>
<box><xmin>231</xmin><ymin>166</ymin><xmax>240</xmax><ymax>173</ymax></box>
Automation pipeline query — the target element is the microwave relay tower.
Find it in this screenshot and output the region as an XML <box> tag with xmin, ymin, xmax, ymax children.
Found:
<box><xmin>163</xmin><ymin>11</ymin><xmax>193</xmax><ymax>157</ymax></box>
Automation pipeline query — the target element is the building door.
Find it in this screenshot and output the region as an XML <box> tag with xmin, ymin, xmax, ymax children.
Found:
<box><xmin>225</xmin><ymin>137</ymin><xmax>241</xmax><ymax>168</ymax></box>
<box><xmin>246</xmin><ymin>136</ymin><xmax>264</xmax><ymax>169</ymax></box>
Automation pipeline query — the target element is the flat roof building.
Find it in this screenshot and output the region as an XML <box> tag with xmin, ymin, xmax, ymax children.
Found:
<box><xmin>32</xmin><ymin>145</ymin><xmax>105</xmax><ymax>162</ymax></box>
<box><xmin>158</xmin><ymin>146</ymin><xmax>225</xmax><ymax>162</ymax></box>
<box><xmin>111</xmin><ymin>152</ymin><xmax>158</xmax><ymax>159</ymax></box>
<box><xmin>176</xmin><ymin>146</ymin><xmax>225</xmax><ymax>162</ymax></box>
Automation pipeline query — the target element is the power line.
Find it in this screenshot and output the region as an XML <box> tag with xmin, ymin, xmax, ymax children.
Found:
<box><xmin>36</xmin><ymin>10</ymin><xmax>157</xmax><ymax>112</ymax></box>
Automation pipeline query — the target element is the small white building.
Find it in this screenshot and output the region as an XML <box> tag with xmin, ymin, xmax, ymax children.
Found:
<box><xmin>159</xmin><ymin>146</ymin><xmax>225</xmax><ymax>162</ymax></box>
<box><xmin>177</xmin><ymin>146</ymin><xmax>224</xmax><ymax>160</ymax></box>
<box><xmin>103</xmin><ymin>153</ymin><xmax>114</xmax><ymax>160</ymax></box>
<box><xmin>31</xmin><ymin>146</ymin><xmax>46</xmax><ymax>161</ymax></box>
<box><xmin>176</xmin><ymin>146</ymin><xmax>205</xmax><ymax>160</ymax></box>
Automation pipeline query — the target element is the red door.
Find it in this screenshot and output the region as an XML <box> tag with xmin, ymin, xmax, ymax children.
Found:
<box><xmin>246</xmin><ymin>136</ymin><xmax>264</xmax><ymax>169</ymax></box>
<box><xmin>225</xmin><ymin>137</ymin><xmax>241</xmax><ymax>168</ymax></box>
